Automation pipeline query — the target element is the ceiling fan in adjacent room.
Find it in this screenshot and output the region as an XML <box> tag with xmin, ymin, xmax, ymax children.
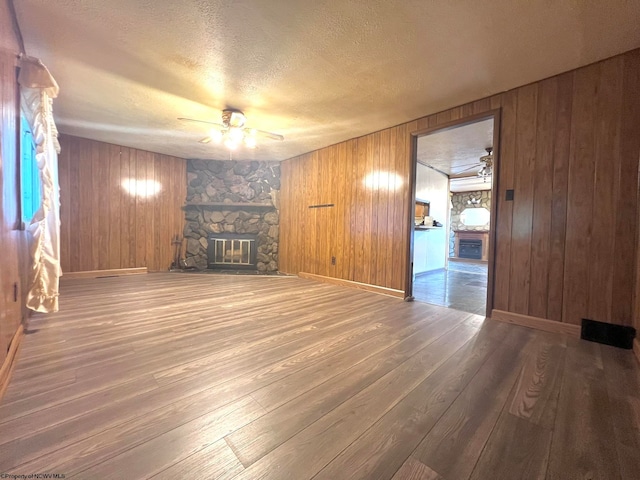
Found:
<box><xmin>454</xmin><ymin>147</ymin><xmax>494</xmax><ymax>182</ymax></box>
<box><xmin>178</xmin><ymin>109</ymin><xmax>284</xmax><ymax>150</ymax></box>
<box><xmin>476</xmin><ymin>147</ymin><xmax>493</xmax><ymax>182</ymax></box>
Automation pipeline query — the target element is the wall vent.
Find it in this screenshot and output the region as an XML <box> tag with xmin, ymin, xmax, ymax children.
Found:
<box><xmin>581</xmin><ymin>319</ymin><xmax>636</xmax><ymax>349</ymax></box>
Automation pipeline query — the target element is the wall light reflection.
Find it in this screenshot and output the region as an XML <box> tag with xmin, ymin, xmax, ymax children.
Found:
<box><xmin>121</xmin><ymin>178</ymin><xmax>162</xmax><ymax>197</ymax></box>
<box><xmin>363</xmin><ymin>171</ymin><xmax>404</xmax><ymax>191</ymax></box>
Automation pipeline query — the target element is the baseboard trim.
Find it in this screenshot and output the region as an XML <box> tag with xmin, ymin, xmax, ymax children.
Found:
<box><xmin>491</xmin><ymin>309</ymin><xmax>581</xmax><ymax>337</ymax></box>
<box><xmin>0</xmin><ymin>324</ymin><xmax>24</xmax><ymax>401</ymax></box>
<box><xmin>298</xmin><ymin>272</ymin><xmax>405</xmax><ymax>299</ymax></box>
<box><xmin>62</xmin><ymin>267</ymin><xmax>148</xmax><ymax>279</ymax></box>
<box><xmin>633</xmin><ymin>338</ymin><xmax>640</xmax><ymax>365</ymax></box>
<box><xmin>414</xmin><ymin>268</ymin><xmax>446</xmax><ymax>277</ymax></box>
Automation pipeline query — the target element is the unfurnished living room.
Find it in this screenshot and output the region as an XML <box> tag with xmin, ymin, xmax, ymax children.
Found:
<box><xmin>2</xmin><ymin>1</ymin><xmax>640</xmax><ymax>479</ymax></box>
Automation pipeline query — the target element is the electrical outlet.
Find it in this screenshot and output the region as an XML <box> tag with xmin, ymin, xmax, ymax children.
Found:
<box><xmin>331</xmin><ymin>256</ymin><xmax>336</xmax><ymax>265</ymax></box>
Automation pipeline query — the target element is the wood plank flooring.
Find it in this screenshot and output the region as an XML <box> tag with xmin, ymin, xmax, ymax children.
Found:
<box><xmin>0</xmin><ymin>273</ymin><xmax>638</xmax><ymax>479</ymax></box>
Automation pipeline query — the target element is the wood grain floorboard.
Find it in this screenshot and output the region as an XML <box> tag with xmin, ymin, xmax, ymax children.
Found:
<box><xmin>410</xmin><ymin>326</ymin><xmax>534</xmax><ymax>480</ymax></box>
<box><xmin>546</xmin><ymin>338</ymin><xmax>621</xmax><ymax>479</ymax></box>
<box><xmin>2</xmin><ymin>285</ymin><xmax>393</xmax><ymax>418</ymax></box>
<box><xmin>467</xmin><ymin>334</ymin><xmax>567</xmax><ymax>479</ymax></box>
<box><xmin>311</xmin><ymin>321</ymin><xmax>519</xmax><ymax>480</ymax></box>
<box><xmin>391</xmin><ymin>457</ymin><xmax>443</xmax><ymax>480</ymax></box>
<box><xmin>506</xmin><ymin>333</ymin><xmax>567</xmax><ymax>429</ymax></box>
<box><xmin>226</xmin><ymin>315</ymin><xmax>478</xmax><ymax>467</ymax></box>
<box><xmin>1</xmin><ymin>308</ymin><xmax>397</xmax><ymax>470</ymax></box>
<box><xmin>599</xmin><ymin>345</ymin><xmax>640</xmax><ymax>480</ymax></box>
<box><xmin>228</xmin><ymin>322</ymin><xmax>483</xmax><ymax>478</ymax></box>
<box><xmin>0</xmin><ymin>273</ymin><xmax>637</xmax><ymax>479</ymax></box>
<box><xmin>469</xmin><ymin>412</ymin><xmax>552</xmax><ymax>480</ymax></box>
<box><xmin>75</xmin><ymin>396</ymin><xmax>263</xmax><ymax>479</ymax></box>
<box><xmin>250</xmin><ymin>308</ymin><xmax>477</xmax><ymax>413</ymax></box>
<box><xmin>150</xmin><ymin>438</ymin><xmax>244</xmax><ymax>480</ymax></box>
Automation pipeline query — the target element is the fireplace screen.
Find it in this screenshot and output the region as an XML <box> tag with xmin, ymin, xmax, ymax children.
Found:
<box><xmin>207</xmin><ymin>234</ymin><xmax>258</xmax><ymax>270</ymax></box>
<box><xmin>458</xmin><ymin>238</ymin><xmax>482</xmax><ymax>260</ymax></box>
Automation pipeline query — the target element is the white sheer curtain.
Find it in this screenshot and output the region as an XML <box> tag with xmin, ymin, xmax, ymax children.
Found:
<box><xmin>18</xmin><ymin>55</ymin><xmax>61</xmax><ymax>313</ymax></box>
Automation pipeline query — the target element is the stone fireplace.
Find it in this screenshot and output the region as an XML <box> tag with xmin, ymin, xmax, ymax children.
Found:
<box><xmin>182</xmin><ymin>159</ymin><xmax>280</xmax><ymax>272</ymax></box>
<box><xmin>449</xmin><ymin>190</ymin><xmax>491</xmax><ymax>257</ymax></box>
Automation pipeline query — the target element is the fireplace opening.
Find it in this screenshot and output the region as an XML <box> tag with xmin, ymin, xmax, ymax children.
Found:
<box><xmin>207</xmin><ymin>233</ymin><xmax>258</xmax><ymax>270</ymax></box>
<box><xmin>458</xmin><ymin>238</ymin><xmax>482</xmax><ymax>260</ymax></box>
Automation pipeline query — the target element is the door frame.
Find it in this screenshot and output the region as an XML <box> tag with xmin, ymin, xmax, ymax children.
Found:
<box><xmin>404</xmin><ymin>109</ymin><xmax>502</xmax><ymax>317</ymax></box>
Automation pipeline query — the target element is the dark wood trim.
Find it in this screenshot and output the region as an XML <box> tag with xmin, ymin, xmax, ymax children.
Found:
<box><xmin>404</xmin><ymin>134</ymin><xmax>419</xmax><ymax>300</ymax></box>
<box><xmin>410</xmin><ymin>110</ymin><xmax>501</xmax><ymax>139</ymax></box>
<box><xmin>0</xmin><ymin>324</ymin><xmax>24</xmax><ymax>401</ymax></box>
<box><xmin>7</xmin><ymin>0</ymin><xmax>25</xmax><ymax>55</ymax></box>
<box><xmin>62</xmin><ymin>267</ymin><xmax>148</xmax><ymax>279</ymax></box>
<box><xmin>491</xmin><ymin>309</ymin><xmax>581</xmax><ymax>337</ymax></box>
<box><xmin>486</xmin><ymin>108</ymin><xmax>502</xmax><ymax>315</ymax></box>
<box><xmin>298</xmin><ymin>272</ymin><xmax>405</xmax><ymax>298</ymax></box>
<box><xmin>405</xmin><ymin>108</ymin><xmax>501</xmax><ymax>317</ymax></box>
<box><xmin>13</xmin><ymin>51</ymin><xmax>23</xmax><ymax>231</ymax></box>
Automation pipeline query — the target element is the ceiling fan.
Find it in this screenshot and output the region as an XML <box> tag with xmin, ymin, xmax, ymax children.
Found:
<box><xmin>477</xmin><ymin>147</ymin><xmax>493</xmax><ymax>182</ymax></box>
<box><xmin>178</xmin><ymin>109</ymin><xmax>284</xmax><ymax>150</ymax></box>
<box><xmin>454</xmin><ymin>147</ymin><xmax>494</xmax><ymax>182</ymax></box>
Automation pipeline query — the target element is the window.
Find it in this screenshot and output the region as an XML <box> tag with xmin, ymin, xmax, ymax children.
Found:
<box><xmin>20</xmin><ymin>116</ymin><xmax>41</xmax><ymax>225</ymax></box>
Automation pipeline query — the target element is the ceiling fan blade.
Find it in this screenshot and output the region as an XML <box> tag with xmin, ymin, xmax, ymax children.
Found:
<box><xmin>454</xmin><ymin>164</ymin><xmax>481</xmax><ymax>174</ymax></box>
<box><xmin>246</xmin><ymin>127</ymin><xmax>284</xmax><ymax>141</ymax></box>
<box><xmin>454</xmin><ymin>162</ymin><xmax>485</xmax><ymax>168</ymax></box>
<box><xmin>199</xmin><ymin>136</ymin><xmax>212</xmax><ymax>144</ymax></box>
<box><xmin>178</xmin><ymin>117</ymin><xmax>225</xmax><ymax>128</ymax></box>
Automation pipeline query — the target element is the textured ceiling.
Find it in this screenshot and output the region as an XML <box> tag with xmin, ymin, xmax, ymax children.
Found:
<box><xmin>14</xmin><ymin>0</ymin><xmax>640</xmax><ymax>161</ymax></box>
<box><xmin>416</xmin><ymin>118</ymin><xmax>494</xmax><ymax>176</ymax></box>
<box><xmin>417</xmin><ymin>119</ymin><xmax>494</xmax><ymax>192</ymax></box>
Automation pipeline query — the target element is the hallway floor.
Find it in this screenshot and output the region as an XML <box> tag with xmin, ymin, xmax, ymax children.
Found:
<box><xmin>413</xmin><ymin>259</ymin><xmax>488</xmax><ymax>315</ymax></box>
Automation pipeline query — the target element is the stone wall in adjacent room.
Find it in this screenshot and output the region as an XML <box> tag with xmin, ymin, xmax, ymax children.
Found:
<box><xmin>449</xmin><ymin>190</ymin><xmax>491</xmax><ymax>257</ymax></box>
<box><xmin>183</xmin><ymin>159</ymin><xmax>281</xmax><ymax>272</ymax></box>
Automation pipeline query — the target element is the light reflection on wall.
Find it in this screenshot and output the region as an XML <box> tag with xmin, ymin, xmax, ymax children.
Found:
<box><xmin>363</xmin><ymin>171</ymin><xmax>403</xmax><ymax>191</ymax></box>
<box><xmin>121</xmin><ymin>178</ymin><xmax>162</xmax><ymax>197</ymax></box>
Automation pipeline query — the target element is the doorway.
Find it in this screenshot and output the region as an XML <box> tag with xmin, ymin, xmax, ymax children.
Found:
<box><xmin>407</xmin><ymin>113</ymin><xmax>499</xmax><ymax>316</ymax></box>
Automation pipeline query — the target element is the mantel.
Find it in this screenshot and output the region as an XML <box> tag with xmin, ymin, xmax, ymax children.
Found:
<box><xmin>183</xmin><ymin>202</ymin><xmax>275</xmax><ymax>210</ymax></box>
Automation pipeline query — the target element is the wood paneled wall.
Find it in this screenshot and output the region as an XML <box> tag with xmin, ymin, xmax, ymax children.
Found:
<box><xmin>281</xmin><ymin>48</ymin><xmax>640</xmax><ymax>328</ymax></box>
<box><xmin>0</xmin><ymin>0</ymin><xmax>30</xmax><ymax>374</ymax></box>
<box><xmin>58</xmin><ymin>135</ymin><xmax>187</xmax><ymax>273</ymax></box>
<box><xmin>280</xmin><ymin>129</ymin><xmax>413</xmax><ymax>292</ymax></box>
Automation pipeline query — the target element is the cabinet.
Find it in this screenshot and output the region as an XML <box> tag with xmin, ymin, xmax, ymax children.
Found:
<box><xmin>415</xmin><ymin>200</ymin><xmax>430</xmax><ymax>218</ymax></box>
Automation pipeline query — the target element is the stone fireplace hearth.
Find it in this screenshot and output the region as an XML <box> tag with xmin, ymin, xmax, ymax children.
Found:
<box><xmin>182</xmin><ymin>159</ymin><xmax>280</xmax><ymax>272</ymax></box>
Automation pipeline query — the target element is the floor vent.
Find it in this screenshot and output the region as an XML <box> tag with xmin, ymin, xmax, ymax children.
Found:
<box><xmin>581</xmin><ymin>319</ymin><xmax>636</xmax><ymax>349</ymax></box>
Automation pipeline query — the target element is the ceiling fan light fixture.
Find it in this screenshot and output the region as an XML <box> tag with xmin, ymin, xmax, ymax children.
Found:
<box><xmin>210</xmin><ymin>129</ymin><xmax>223</xmax><ymax>143</ymax></box>
<box><xmin>224</xmin><ymin>137</ymin><xmax>239</xmax><ymax>150</ymax></box>
<box><xmin>179</xmin><ymin>109</ymin><xmax>283</xmax><ymax>153</ymax></box>
<box><xmin>477</xmin><ymin>147</ymin><xmax>493</xmax><ymax>182</ymax></box>
<box><xmin>227</xmin><ymin>110</ymin><xmax>247</xmax><ymax>128</ymax></box>
<box><xmin>228</xmin><ymin>127</ymin><xmax>244</xmax><ymax>142</ymax></box>
<box><xmin>244</xmin><ymin>136</ymin><xmax>257</xmax><ymax>149</ymax></box>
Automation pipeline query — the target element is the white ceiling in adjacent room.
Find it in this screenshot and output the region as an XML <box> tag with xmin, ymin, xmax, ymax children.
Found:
<box><xmin>416</xmin><ymin>119</ymin><xmax>494</xmax><ymax>176</ymax></box>
<box><xmin>416</xmin><ymin>118</ymin><xmax>494</xmax><ymax>192</ymax></box>
<box><xmin>13</xmin><ymin>0</ymin><xmax>640</xmax><ymax>161</ymax></box>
